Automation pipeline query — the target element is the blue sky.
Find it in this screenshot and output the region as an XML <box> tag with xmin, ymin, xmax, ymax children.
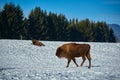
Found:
<box><xmin>0</xmin><ymin>0</ymin><xmax>120</xmax><ymax>25</ymax></box>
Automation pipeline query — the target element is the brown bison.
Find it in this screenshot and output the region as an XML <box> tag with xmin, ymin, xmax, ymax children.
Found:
<box><xmin>32</xmin><ymin>40</ymin><xmax>45</xmax><ymax>46</ymax></box>
<box><xmin>56</xmin><ymin>43</ymin><xmax>91</xmax><ymax>69</ymax></box>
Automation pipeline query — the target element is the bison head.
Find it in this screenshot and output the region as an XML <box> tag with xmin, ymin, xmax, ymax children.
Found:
<box><xmin>32</xmin><ymin>40</ymin><xmax>37</xmax><ymax>44</ymax></box>
<box><xmin>56</xmin><ymin>47</ymin><xmax>63</xmax><ymax>58</ymax></box>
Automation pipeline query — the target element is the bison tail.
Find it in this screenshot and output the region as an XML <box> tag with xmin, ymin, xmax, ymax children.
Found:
<box><xmin>42</xmin><ymin>44</ymin><xmax>45</xmax><ymax>46</ymax></box>
<box><xmin>86</xmin><ymin>47</ymin><xmax>91</xmax><ymax>60</ymax></box>
<box><xmin>87</xmin><ymin>52</ymin><xmax>91</xmax><ymax>60</ymax></box>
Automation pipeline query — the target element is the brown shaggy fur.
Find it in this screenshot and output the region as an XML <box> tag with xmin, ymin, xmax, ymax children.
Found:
<box><xmin>56</xmin><ymin>43</ymin><xmax>91</xmax><ymax>69</ymax></box>
<box><xmin>32</xmin><ymin>40</ymin><xmax>45</xmax><ymax>46</ymax></box>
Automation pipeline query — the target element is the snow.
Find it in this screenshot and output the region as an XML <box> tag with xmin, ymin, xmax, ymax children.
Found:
<box><xmin>0</xmin><ymin>40</ymin><xmax>120</xmax><ymax>80</ymax></box>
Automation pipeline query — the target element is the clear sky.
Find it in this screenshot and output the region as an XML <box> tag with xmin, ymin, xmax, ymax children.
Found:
<box><xmin>0</xmin><ymin>0</ymin><xmax>120</xmax><ymax>25</ymax></box>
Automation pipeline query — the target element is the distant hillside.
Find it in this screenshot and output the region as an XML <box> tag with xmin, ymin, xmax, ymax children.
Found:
<box><xmin>108</xmin><ymin>24</ymin><xmax>120</xmax><ymax>42</ymax></box>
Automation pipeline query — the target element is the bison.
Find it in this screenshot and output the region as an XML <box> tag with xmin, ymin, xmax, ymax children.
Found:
<box><xmin>56</xmin><ymin>43</ymin><xmax>91</xmax><ymax>69</ymax></box>
<box><xmin>32</xmin><ymin>40</ymin><xmax>45</xmax><ymax>46</ymax></box>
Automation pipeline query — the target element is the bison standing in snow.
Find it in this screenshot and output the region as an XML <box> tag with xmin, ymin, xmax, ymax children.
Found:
<box><xmin>56</xmin><ymin>43</ymin><xmax>91</xmax><ymax>69</ymax></box>
<box><xmin>32</xmin><ymin>40</ymin><xmax>45</xmax><ymax>46</ymax></box>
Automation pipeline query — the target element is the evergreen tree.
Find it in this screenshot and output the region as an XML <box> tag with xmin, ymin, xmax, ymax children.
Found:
<box><xmin>1</xmin><ymin>3</ymin><xmax>23</xmax><ymax>39</ymax></box>
<box><xmin>109</xmin><ymin>28</ymin><xmax>116</xmax><ymax>42</ymax></box>
<box><xmin>21</xmin><ymin>18</ymin><xmax>29</xmax><ymax>39</ymax></box>
<box><xmin>47</xmin><ymin>12</ymin><xmax>58</xmax><ymax>40</ymax></box>
<box><xmin>0</xmin><ymin>3</ymin><xmax>117</xmax><ymax>42</ymax></box>
<box><xmin>28</xmin><ymin>7</ymin><xmax>48</xmax><ymax>40</ymax></box>
<box><xmin>0</xmin><ymin>10</ymin><xmax>2</xmax><ymax>38</ymax></box>
<box><xmin>56</xmin><ymin>14</ymin><xmax>68</xmax><ymax>41</ymax></box>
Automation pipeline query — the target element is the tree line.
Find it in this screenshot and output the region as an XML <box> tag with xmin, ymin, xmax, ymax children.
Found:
<box><xmin>0</xmin><ymin>3</ymin><xmax>116</xmax><ymax>42</ymax></box>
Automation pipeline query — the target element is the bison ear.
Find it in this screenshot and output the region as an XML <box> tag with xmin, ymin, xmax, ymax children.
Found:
<box><xmin>57</xmin><ymin>47</ymin><xmax>62</xmax><ymax>52</ymax></box>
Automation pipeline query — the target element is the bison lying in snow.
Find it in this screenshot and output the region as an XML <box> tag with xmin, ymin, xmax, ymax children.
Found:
<box><xmin>56</xmin><ymin>43</ymin><xmax>91</xmax><ymax>69</ymax></box>
<box><xmin>32</xmin><ymin>40</ymin><xmax>45</xmax><ymax>46</ymax></box>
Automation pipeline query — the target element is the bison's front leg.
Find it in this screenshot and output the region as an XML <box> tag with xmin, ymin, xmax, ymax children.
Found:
<box><xmin>66</xmin><ymin>59</ymin><xmax>71</xmax><ymax>67</ymax></box>
<box><xmin>80</xmin><ymin>56</ymin><xmax>86</xmax><ymax>67</ymax></box>
<box><xmin>72</xmin><ymin>58</ymin><xmax>78</xmax><ymax>67</ymax></box>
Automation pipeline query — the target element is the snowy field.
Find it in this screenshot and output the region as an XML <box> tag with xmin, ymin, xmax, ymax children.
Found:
<box><xmin>0</xmin><ymin>40</ymin><xmax>120</xmax><ymax>80</ymax></box>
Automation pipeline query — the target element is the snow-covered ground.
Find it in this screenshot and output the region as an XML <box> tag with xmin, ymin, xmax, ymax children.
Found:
<box><xmin>0</xmin><ymin>40</ymin><xmax>120</xmax><ymax>80</ymax></box>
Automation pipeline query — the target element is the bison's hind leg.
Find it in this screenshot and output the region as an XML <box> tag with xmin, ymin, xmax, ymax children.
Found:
<box><xmin>86</xmin><ymin>53</ymin><xmax>91</xmax><ymax>69</ymax></box>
